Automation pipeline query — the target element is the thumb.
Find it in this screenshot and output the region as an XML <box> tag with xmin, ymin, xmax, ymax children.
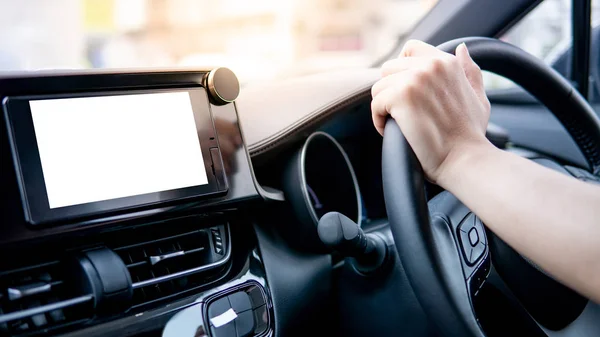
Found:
<box><xmin>456</xmin><ymin>43</ymin><xmax>487</xmax><ymax>106</ymax></box>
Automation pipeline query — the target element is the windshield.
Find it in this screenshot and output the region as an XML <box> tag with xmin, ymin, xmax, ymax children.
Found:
<box><xmin>0</xmin><ymin>0</ymin><xmax>438</xmax><ymax>83</ymax></box>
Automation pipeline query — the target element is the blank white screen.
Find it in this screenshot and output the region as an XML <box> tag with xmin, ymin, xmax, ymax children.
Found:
<box><xmin>30</xmin><ymin>92</ymin><xmax>208</xmax><ymax>209</ymax></box>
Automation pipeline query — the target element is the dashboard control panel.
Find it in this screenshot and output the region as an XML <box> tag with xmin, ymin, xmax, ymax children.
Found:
<box><xmin>0</xmin><ymin>216</ymin><xmax>232</xmax><ymax>336</ymax></box>
<box><xmin>207</xmin><ymin>285</ymin><xmax>269</xmax><ymax>337</ymax></box>
<box><xmin>4</xmin><ymin>87</ymin><xmax>228</xmax><ymax>225</ymax></box>
<box><xmin>0</xmin><ymin>67</ymin><xmax>266</xmax><ymax>337</ymax></box>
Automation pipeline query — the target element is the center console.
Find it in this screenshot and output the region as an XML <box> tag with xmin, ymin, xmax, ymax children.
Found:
<box><xmin>0</xmin><ymin>68</ymin><xmax>273</xmax><ymax>337</ymax></box>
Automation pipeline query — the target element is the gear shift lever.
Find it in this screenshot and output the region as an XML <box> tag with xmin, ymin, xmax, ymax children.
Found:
<box><xmin>318</xmin><ymin>212</ymin><xmax>388</xmax><ymax>274</ymax></box>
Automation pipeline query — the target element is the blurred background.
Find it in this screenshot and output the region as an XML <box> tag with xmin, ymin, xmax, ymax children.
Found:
<box><xmin>0</xmin><ymin>0</ymin><xmax>597</xmax><ymax>87</ymax></box>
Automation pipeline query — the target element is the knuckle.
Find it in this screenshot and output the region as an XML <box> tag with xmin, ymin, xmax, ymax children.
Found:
<box><xmin>371</xmin><ymin>78</ymin><xmax>387</xmax><ymax>97</ymax></box>
<box><xmin>371</xmin><ymin>94</ymin><xmax>380</xmax><ymax>109</ymax></box>
<box><xmin>402</xmin><ymin>80</ymin><xmax>420</xmax><ymax>99</ymax></box>
<box><xmin>443</xmin><ymin>55</ymin><xmax>458</xmax><ymax>68</ymax></box>
<box><xmin>380</xmin><ymin>61</ymin><xmax>392</xmax><ymax>75</ymax></box>
<box><xmin>428</xmin><ymin>57</ymin><xmax>446</xmax><ymax>74</ymax></box>
<box><xmin>381</xmin><ymin>59</ymin><xmax>396</xmax><ymax>71</ymax></box>
<box><xmin>405</xmin><ymin>39</ymin><xmax>419</xmax><ymax>48</ymax></box>
<box><xmin>412</xmin><ymin>70</ymin><xmax>428</xmax><ymax>86</ymax></box>
<box><xmin>371</xmin><ymin>83</ymin><xmax>378</xmax><ymax>97</ymax></box>
<box><xmin>401</xmin><ymin>39</ymin><xmax>420</xmax><ymax>55</ymax></box>
<box><xmin>372</xmin><ymin>92</ymin><xmax>389</xmax><ymax>114</ymax></box>
<box><xmin>371</xmin><ymin>96</ymin><xmax>379</xmax><ymax>109</ymax></box>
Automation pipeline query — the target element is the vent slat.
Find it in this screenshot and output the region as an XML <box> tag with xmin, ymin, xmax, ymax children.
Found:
<box><xmin>0</xmin><ymin>260</ymin><xmax>93</xmax><ymax>335</ymax></box>
<box><xmin>126</xmin><ymin>261</ymin><xmax>148</xmax><ymax>268</ymax></box>
<box><xmin>112</xmin><ymin>225</ymin><xmax>228</xmax><ymax>307</ymax></box>
<box><xmin>112</xmin><ymin>230</ymin><xmax>204</xmax><ymax>251</ymax></box>
<box><xmin>0</xmin><ymin>261</ymin><xmax>60</xmax><ymax>278</ymax></box>
<box><xmin>0</xmin><ymin>295</ymin><xmax>93</xmax><ymax>325</ymax></box>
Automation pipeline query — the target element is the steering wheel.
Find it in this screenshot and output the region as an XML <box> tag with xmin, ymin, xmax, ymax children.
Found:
<box><xmin>382</xmin><ymin>37</ymin><xmax>600</xmax><ymax>336</ymax></box>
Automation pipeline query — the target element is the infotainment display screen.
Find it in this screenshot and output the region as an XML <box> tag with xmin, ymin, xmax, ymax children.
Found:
<box><xmin>4</xmin><ymin>88</ymin><xmax>228</xmax><ymax>225</ymax></box>
<box><xmin>30</xmin><ymin>92</ymin><xmax>209</xmax><ymax>209</ymax></box>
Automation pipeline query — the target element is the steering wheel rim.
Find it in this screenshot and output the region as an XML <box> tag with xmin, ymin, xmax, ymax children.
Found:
<box><xmin>382</xmin><ymin>37</ymin><xmax>600</xmax><ymax>336</ymax></box>
<box><xmin>440</xmin><ymin>37</ymin><xmax>600</xmax><ymax>175</ymax></box>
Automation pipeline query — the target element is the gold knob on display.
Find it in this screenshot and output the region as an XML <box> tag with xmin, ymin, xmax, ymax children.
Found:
<box><xmin>205</xmin><ymin>67</ymin><xmax>240</xmax><ymax>105</ymax></box>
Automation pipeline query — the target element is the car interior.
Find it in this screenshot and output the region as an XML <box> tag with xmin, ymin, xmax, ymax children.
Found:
<box><xmin>0</xmin><ymin>0</ymin><xmax>599</xmax><ymax>336</ymax></box>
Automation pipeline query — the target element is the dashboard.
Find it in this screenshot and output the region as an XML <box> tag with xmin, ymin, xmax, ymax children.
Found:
<box><xmin>1</xmin><ymin>66</ymin><xmax>598</xmax><ymax>337</ymax></box>
<box><xmin>0</xmin><ymin>68</ymin><xmax>273</xmax><ymax>337</ymax></box>
<box><xmin>0</xmin><ymin>67</ymin><xmax>457</xmax><ymax>337</ymax></box>
<box><xmin>0</xmin><ymin>66</ymin><xmax>422</xmax><ymax>337</ymax></box>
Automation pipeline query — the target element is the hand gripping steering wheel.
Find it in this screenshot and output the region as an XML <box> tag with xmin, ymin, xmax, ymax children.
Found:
<box><xmin>382</xmin><ymin>37</ymin><xmax>600</xmax><ymax>336</ymax></box>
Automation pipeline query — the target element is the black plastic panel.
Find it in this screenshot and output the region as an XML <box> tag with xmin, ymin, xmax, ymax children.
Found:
<box><xmin>0</xmin><ymin>70</ymin><xmax>259</xmax><ymax>245</ymax></box>
<box><xmin>333</xmin><ymin>224</ymin><xmax>436</xmax><ymax>337</ymax></box>
<box><xmin>253</xmin><ymin>221</ymin><xmax>334</xmax><ymax>337</ymax></box>
<box><xmin>490</xmin><ymin>103</ymin><xmax>589</xmax><ymax>168</ymax></box>
<box><xmin>4</xmin><ymin>88</ymin><xmax>227</xmax><ymax>225</ymax></box>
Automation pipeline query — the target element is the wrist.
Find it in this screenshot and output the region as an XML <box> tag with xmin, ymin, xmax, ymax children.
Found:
<box><xmin>435</xmin><ymin>138</ymin><xmax>497</xmax><ymax>190</ymax></box>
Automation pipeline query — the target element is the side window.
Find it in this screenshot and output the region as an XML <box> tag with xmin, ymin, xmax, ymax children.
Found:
<box><xmin>593</xmin><ymin>0</ymin><xmax>600</xmax><ymax>103</ymax></box>
<box><xmin>483</xmin><ymin>0</ymin><xmax>600</xmax><ymax>107</ymax></box>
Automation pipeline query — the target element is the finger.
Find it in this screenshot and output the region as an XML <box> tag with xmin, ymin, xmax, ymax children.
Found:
<box><xmin>371</xmin><ymin>86</ymin><xmax>399</xmax><ymax>136</ymax></box>
<box><xmin>372</xmin><ymin>71</ymin><xmax>417</xmax><ymax>98</ymax></box>
<box><xmin>381</xmin><ymin>57</ymin><xmax>431</xmax><ymax>77</ymax></box>
<box><xmin>372</xmin><ymin>72</ymin><xmax>400</xmax><ymax>98</ymax></box>
<box><xmin>400</xmin><ymin>39</ymin><xmax>445</xmax><ymax>58</ymax></box>
<box><xmin>456</xmin><ymin>43</ymin><xmax>488</xmax><ymax>106</ymax></box>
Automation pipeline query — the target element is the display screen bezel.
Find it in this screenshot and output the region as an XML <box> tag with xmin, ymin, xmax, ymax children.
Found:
<box><xmin>4</xmin><ymin>87</ymin><xmax>227</xmax><ymax>225</ymax></box>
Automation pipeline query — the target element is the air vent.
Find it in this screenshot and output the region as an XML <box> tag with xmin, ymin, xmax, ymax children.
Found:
<box><xmin>113</xmin><ymin>224</ymin><xmax>230</xmax><ymax>308</ymax></box>
<box><xmin>0</xmin><ymin>260</ymin><xmax>93</xmax><ymax>336</ymax></box>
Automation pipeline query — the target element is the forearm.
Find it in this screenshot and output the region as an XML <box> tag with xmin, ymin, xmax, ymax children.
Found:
<box><xmin>438</xmin><ymin>142</ymin><xmax>600</xmax><ymax>302</ymax></box>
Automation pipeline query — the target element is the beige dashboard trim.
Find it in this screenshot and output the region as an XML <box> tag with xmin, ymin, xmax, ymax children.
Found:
<box><xmin>249</xmin><ymin>86</ymin><xmax>372</xmax><ymax>157</ymax></box>
<box><xmin>236</xmin><ymin>68</ymin><xmax>380</xmax><ymax>163</ymax></box>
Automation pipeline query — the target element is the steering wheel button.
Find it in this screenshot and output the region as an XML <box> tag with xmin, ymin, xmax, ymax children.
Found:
<box><xmin>456</xmin><ymin>214</ymin><xmax>487</xmax><ymax>265</ymax></box>
<box><xmin>470</xmin><ymin>242</ymin><xmax>486</xmax><ymax>264</ymax></box>
<box><xmin>210</xmin><ymin>321</ymin><xmax>236</xmax><ymax>337</ymax></box>
<box><xmin>253</xmin><ymin>305</ymin><xmax>268</xmax><ymax>335</ymax></box>
<box><xmin>468</xmin><ymin>228</ymin><xmax>479</xmax><ymax>246</ymax></box>
<box><xmin>208</xmin><ymin>297</ymin><xmax>232</xmax><ymax>321</ymax></box>
<box><xmin>461</xmin><ymin>244</ymin><xmax>474</xmax><ymax>262</ymax></box>
<box><xmin>235</xmin><ymin>310</ymin><xmax>255</xmax><ymax>337</ymax></box>
<box><xmin>473</xmin><ymin>217</ymin><xmax>486</xmax><ymax>245</ymax></box>
<box><xmin>247</xmin><ymin>285</ymin><xmax>266</xmax><ymax>309</ymax></box>
<box><xmin>228</xmin><ymin>291</ymin><xmax>252</xmax><ymax>313</ymax></box>
<box><xmin>459</xmin><ymin>231</ymin><xmax>471</xmax><ymax>257</ymax></box>
<box><xmin>458</xmin><ymin>213</ymin><xmax>476</xmax><ymax>233</ymax></box>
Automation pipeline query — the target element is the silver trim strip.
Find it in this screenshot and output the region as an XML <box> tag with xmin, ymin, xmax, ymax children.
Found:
<box><xmin>149</xmin><ymin>251</ymin><xmax>185</xmax><ymax>266</ymax></box>
<box><xmin>0</xmin><ymin>295</ymin><xmax>93</xmax><ymax>324</ymax></box>
<box><xmin>7</xmin><ymin>282</ymin><xmax>51</xmax><ymax>301</ymax></box>
<box><xmin>132</xmin><ymin>227</ymin><xmax>231</xmax><ymax>289</ymax></box>
<box><xmin>299</xmin><ymin>131</ymin><xmax>363</xmax><ymax>227</ymax></box>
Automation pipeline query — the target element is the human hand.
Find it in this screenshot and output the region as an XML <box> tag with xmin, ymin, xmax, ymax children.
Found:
<box><xmin>371</xmin><ymin>40</ymin><xmax>492</xmax><ymax>185</ymax></box>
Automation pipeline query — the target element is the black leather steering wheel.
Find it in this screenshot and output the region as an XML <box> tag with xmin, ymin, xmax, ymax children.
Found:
<box><xmin>382</xmin><ymin>37</ymin><xmax>600</xmax><ymax>336</ymax></box>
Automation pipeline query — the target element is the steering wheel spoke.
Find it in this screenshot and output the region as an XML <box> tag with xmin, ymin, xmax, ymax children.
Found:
<box><xmin>428</xmin><ymin>192</ymin><xmax>492</xmax><ymax>298</ymax></box>
<box><xmin>455</xmin><ymin>213</ymin><xmax>491</xmax><ymax>296</ymax></box>
<box><xmin>427</xmin><ymin>191</ymin><xmax>493</xmax><ymax>323</ymax></box>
